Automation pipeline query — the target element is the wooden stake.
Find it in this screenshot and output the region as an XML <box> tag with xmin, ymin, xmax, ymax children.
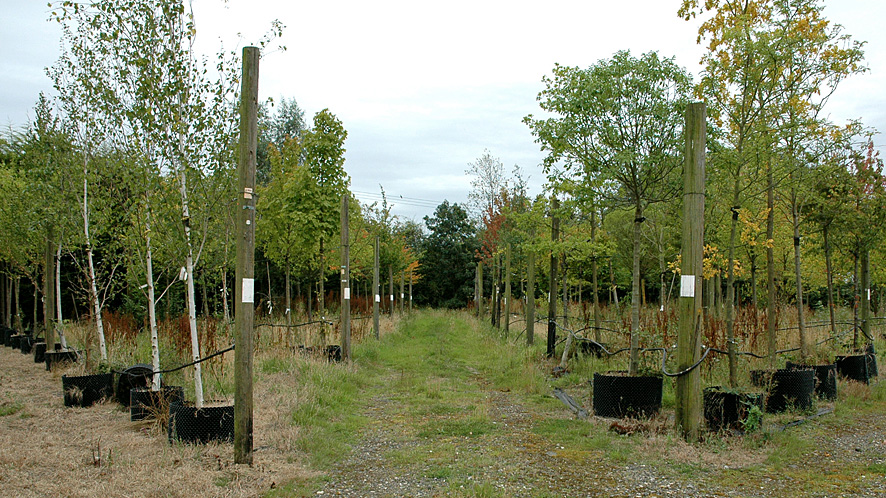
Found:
<box><xmin>234</xmin><ymin>46</ymin><xmax>259</xmax><ymax>465</ymax></box>
<box><xmin>675</xmin><ymin>102</ymin><xmax>705</xmax><ymax>442</ymax></box>
<box><xmin>341</xmin><ymin>194</ymin><xmax>351</xmax><ymax>359</ymax></box>
<box><xmin>504</xmin><ymin>243</ymin><xmax>512</xmax><ymax>337</ymax></box>
<box><xmin>373</xmin><ymin>236</ymin><xmax>380</xmax><ymax>339</ymax></box>
<box><xmin>526</xmin><ymin>236</ymin><xmax>536</xmax><ymax>346</ymax></box>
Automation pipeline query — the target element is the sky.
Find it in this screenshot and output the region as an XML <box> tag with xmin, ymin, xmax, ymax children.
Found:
<box><xmin>2</xmin><ymin>0</ymin><xmax>885</xmax><ymax>222</ymax></box>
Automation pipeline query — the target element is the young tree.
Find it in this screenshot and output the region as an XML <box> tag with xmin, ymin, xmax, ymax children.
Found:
<box><xmin>525</xmin><ymin>51</ymin><xmax>692</xmax><ymax>374</ymax></box>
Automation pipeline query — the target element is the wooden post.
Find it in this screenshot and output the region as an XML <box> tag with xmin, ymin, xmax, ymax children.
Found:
<box><xmin>675</xmin><ymin>102</ymin><xmax>705</xmax><ymax>442</ymax></box>
<box><xmin>477</xmin><ymin>262</ymin><xmax>484</xmax><ymax>319</ymax></box>
<box><xmin>340</xmin><ymin>194</ymin><xmax>351</xmax><ymax>360</ymax></box>
<box><xmin>388</xmin><ymin>265</ymin><xmax>394</xmax><ymax>316</ymax></box>
<box><xmin>547</xmin><ymin>197</ymin><xmax>559</xmax><ymax>358</ymax></box>
<box><xmin>373</xmin><ymin>236</ymin><xmax>380</xmax><ymax>339</ymax></box>
<box><xmin>399</xmin><ymin>271</ymin><xmax>404</xmax><ymax>316</ymax></box>
<box><xmin>234</xmin><ymin>46</ymin><xmax>259</xmax><ymax>465</ymax></box>
<box><xmin>474</xmin><ymin>263</ymin><xmax>480</xmax><ymax>317</ymax></box>
<box><xmin>861</xmin><ymin>249</ymin><xmax>871</xmax><ymax>341</ymax></box>
<box><xmin>409</xmin><ymin>269</ymin><xmax>413</xmax><ymax>313</ymax></box>
<box><xmin>504</xmin><ymin>243</ymin><xmax>512</xmax><ymax>337</ymax></box>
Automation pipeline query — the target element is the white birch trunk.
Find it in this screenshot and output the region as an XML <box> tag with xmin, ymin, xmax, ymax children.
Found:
<box><xmin>179</xmin><ymin>167</ymin><xmax>204</xmax><ymax>408</ymax></box>
<box><xmin>145</xmin><ymin>205</ymin><xmax>161</xmax><ymax>391</ymax></box>
<box><xmin>82</xmin><ymin>160</ymin><xmax>107</xmax><ymax>361</ymax></box>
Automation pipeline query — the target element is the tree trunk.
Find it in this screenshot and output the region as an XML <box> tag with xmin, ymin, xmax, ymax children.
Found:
<box><xmin>725</xmin><ymin>199</ymin><xmax>739</xmax><ymax>387</ymax></box>
<box><xmin>629</xmin><ymin>202</ymin><xmax>644</xmax><ymax>375</ymax></box>
<box><xmin>83</xmin><ymin>170</ymin><xmax>107</xmax><ymax>361</ymax></box>
<box><xmin>145</xmin><ymin>210</ymin><xmax>161</xmax><ymax>391</ymax></box>
<box><xmin>526</xmin><ymin>244</ymin><xmax>536</xmax><ymax>346</ymax></box>
<box><xmin>861</xmin><ymin>249</ymin><xmax>871</xmax><ymax>343</ymax></box>
<box><xmin>610</xmin><ymin>258</ymin><xmax>619</xmax><ymax>311</ymax></box>
<box><xmin>373</xmin><ymin>236</ymin><xmax>380</xmax><ymax>338</ymax></box>
<box><xmin>44</xmin><ymin>227</ymin><xmax>56</xmax><ymax>350</ymax></box>
<box><xmin>591</xmin><ymin>211</ymin><xmax>601</xmax><ymax>342</ymax></box>
<box><xmin>823</xmin><ymin>225</ymin><xmax>836</xmax><ymax>336</ymax></box>
<box><xmin>56</xmin><ymin>239</ymin><xmax>68</xmax><ymax>349</ymax></box>
<box><xmin>389</xmin><ymin>265</ymin><xmax>394</xmax><ymax>317</ymax></box>
<box><xmin>766</xmin><ymin>164</ymin><xmax>777</xmax><ymax>368</ymax></box>
<box><xmin>179</xmin><ymin>164</ymin><xmax>204</xmax><ymax>408</ymax></box>
<box><xmin>791</xmin><ymin>188</ymin><xmax>809</xmax><ymax>359</ymax></box>
<box><xmin>547</xmin><ymin>197</ymin><xmax>560</xmax><ymax>358</ymax></box>
<box><xmin>504</xmin><ymin>244</ymin><xmax>512</xmax><ymax>337</ymax></box>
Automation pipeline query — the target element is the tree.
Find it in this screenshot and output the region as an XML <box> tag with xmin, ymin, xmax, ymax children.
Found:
<box><xmin>525</xmin><ymin>50</ymin><xmax>692</xmax><ymax>374</ymax></box>
<box><xmin>416</xmin><ymin>201</ymin><xmax>479</xmax><ymax>308</ymax></box>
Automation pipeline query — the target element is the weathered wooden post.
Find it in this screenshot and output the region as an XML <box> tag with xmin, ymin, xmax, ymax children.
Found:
<box><xmin>234</xmin><ymin>45</ymin><xmax>259</xmax><ymax>465</ymax></box>
<box><xmin>340</xmin><ymin>194</ymin><xmax>351</xmax><ymax>360</ymax></box>
<box><xmin>547</xmin><ymin>197</ymin><xmax>560</xmax><ymax>358</ymax></box>
<box><xmin>373</xmin><ymin>236</ymin><xmax>380</xmax><ymax>339</ymax></box>
<box><xmin>676</xmin><ymin>102</ymin><xmax>705</xmax><ymax>442</ymax></box>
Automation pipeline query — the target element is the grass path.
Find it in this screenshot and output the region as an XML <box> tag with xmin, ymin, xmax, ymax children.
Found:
<box><xmin>276</xmin><ymin>310</ymin><xmax>886</xmax><ymax>498</ymax></box>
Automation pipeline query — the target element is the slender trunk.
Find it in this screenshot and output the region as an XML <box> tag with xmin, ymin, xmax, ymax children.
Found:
<box><xmin>629</xmin><ymin>202</ymin><xmax>643</xmax><ymax>375</ymax></box>
<box><xmin>504</xmin><ymin>244</ymin><xmax>511</xmax><ymax>337</ymax></box>
<box><xmin>853</xmin><ymin>248</ymin><xmax>859</xmax><ymax>348</ymax></box>
<box><xmin>591</xmin><ymin>211</ymin><xmax>601</xmax><ymax>342</ymax></box>
<box><xmin>476</xmin><ymin>262</ymin><xmax>483</xmax><ymax>319</ymax></box>
<box><xmin>526</xmin><ymin>246</ymin><xmax>536</xmax><ymax>346</ymax></box>
<box><xmin>399</xmin><ymin>270</ymin><xmax>404</xmax><ymax>316</ymax></box>
<box><xmin>14</xmin><ymin>277</ymin><xmax>21</xmax><ymax>330</ymax></box>
<box><xmin>83</xmin><ymin>171</ymin><xmax>107</xmax><ymax>361</ymax></box>
<box><xmin>201</xmin><ymin>270</ymin><xmax>210</xmax><ymax>318</ymax></box>
<box><xmin>823</xmin><ymin>225</ymin><xmax>836</xmax><ymax>336</ymax></box>
<box><xmin>178</xmin><ymin>163</ymin><xmax>203</xmax><ymax>408</ymax></box>
<box><xmin>547</xmin><ymin>198</ymin><xmax>559</xmax><ymax>358</ymax></box>
<box><xmin>44</xmin><ymin>227</ymin><xmax>56</xmax><ymax>350</ymax></box>
<box><xmin>610</xmin><ymin>258</ymin><xmax>619</xmax><ymax>311</ymax></box>
<box><xmin>4</xmin><ymin>275</ymin><xmax>10</xmax><ymax>329</ymax></box>
<box><xmin>766</xmin><ymin>164</ymin><xmax>777</xmax><ymax>368</ymax></box>
<box><xmin>222</xmin><ymin>268</ymin><xmax>231</xmax><ymax>323</ymax></box>
<box><xmin>792</xmin><ymin>188</ymin><xmax>808</xmax><ymax>359</ymax></box>
<box><xmin>409</xmin><ymin>269</ymin><xmax>413</xmax><ymax>313</ymax></box>
<box><xmin>725</xmin><ymin>198</ymin><xmax>739</xmax><ymax>387</ymax></box>
<box><xmin>285</xmin><ymin>264</ymin><xmax>291</xmax><ymax>327</ymax></box>
<box><xmin>562</xmin><ymin>256</ymin><xmax>568</xmax><ymax>328</ymax></box>
<box><xmin>750</xmin><ymin>255</ymin><xmax>758</xmax><ymax>309</ymax></box>
<box><xmin>319</xmin><ymin>237</ymin><xmax>325</xmax><ymax>319</ymax></box>
<box><xmin>145</xmin><ymin>211</ymin><xmax>161</xmax><ymax>391</ymax></box>
<box><xmin>56</xmin><ymin>239</ymin><xmax>68</xmax><ymax>349</ymax></box>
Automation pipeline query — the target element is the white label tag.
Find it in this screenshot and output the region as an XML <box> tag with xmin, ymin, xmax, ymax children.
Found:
<box><xmin>390</xmin><ymin>295</ymin><xmax>394</xmax><ymax>301</ymax></box>
<box><xmin>401</xmin><ymin>293</ymin><xmax>404</xmax><ymax>299</ymax></box>
<box><xmin>242</xmin><ymin>278</ymin><xmax>254</xmax><ymax>303</ymax></box>
<box><xmin>375</xmin><ymin>294</ymin><xmax>380</xmax><ymax>303</ymax></box>
<box><xmin>680</xmin><ymin>275</ymin><xmax>695</xmax><ymax>298</ymax></box>
<box><xmin>867</xmin><ymin>289</ymin><xmax>871</xmax><ymax>300</ymax></box>
<box><xmin>344</xmin><ymin>288</ymin><xmax>350</xmax><ymax>300</ymax></box>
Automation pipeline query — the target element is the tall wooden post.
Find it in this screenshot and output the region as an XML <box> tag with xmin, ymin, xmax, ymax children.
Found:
<box><xmin>477</xmin><ymin>262</ymin><xmax>484</xmax><ymax>319</ymax></box>
<box><xmin>340</xmin><ymin>195</ymin><xmax>351</xmax><ymax>360</ymax></box>
<box><xmin>399</xmin><ymin>271</ymin><xmax>404</xmax><ymax>316</ymax></box>
<box><xmin>504</xmin><ymin>243</ymin><xmax>512</xmax><ymax>337</ymax></box>
<box><xmin>234</xmin><ymin>46</ymin><xmax>259</xmax><ymax>465</ymax></box>
<box><xmin>676</xmin><ymin>102</ymin><xmax>705</xmax><ymax>442</ymax></box>
<box><xmin>547</xmin><ymin>197</ymin><xmax>560</xmax><ymax>358</ymax></box>
<box><xmin>388</xmin><ymin>265</ymin><xmax>394</xmax><ymax>316</ymax></box>
<box><xmin>373</xmin><ymin>236</ymin><xmax>380</xmax><ymax>339</ymax></box>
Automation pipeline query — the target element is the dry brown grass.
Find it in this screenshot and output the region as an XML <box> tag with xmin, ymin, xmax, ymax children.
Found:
<box><xmin>0</xmin><ymin>344</ymin><xmax>314</xmax><ymax>497</ymax></box>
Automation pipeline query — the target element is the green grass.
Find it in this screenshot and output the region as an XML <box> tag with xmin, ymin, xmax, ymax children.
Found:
<box><xmin>0</xmin><ymin>400</ymin><xmax>24</xmax><ymax>417</ymax></box>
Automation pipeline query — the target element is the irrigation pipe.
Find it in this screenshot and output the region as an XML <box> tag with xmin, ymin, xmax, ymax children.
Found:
<box><xmin>113</xmin><ymin>344</ymin><xmax>235</xmax><ymax>378</ymax></box>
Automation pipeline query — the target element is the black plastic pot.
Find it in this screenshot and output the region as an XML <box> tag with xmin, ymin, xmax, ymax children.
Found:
<box><xmin>45</xmin><ymin>350</ymin><xmax>80</xmax><ymax>371</ymax></box>
<box><xmin>1</xmin><ymin>327</ymin><xmax>13</xmax><ymax>346</ymax></box>
<box><xmin>786</xmin><ymin>362</ymin><xmax>837</xmax><ymax>401</ymax></box>
<box><xmin>168</xmin><ymin>401</ymin><xmax>234</xmax><ymax>444</ymax></box>
<box><xmin>62</xmin><ymin>373</ymin><xmax>114</xmax><ymax>407</ymax></box>
<box><xmin>19</xmin><ymin>335</ymin><xmax>33</xmax><ymax>354</ymax></box>
<box><xmin>751</xmin><ymin>368</ymin><xmax>815</xmax><ymax>413</ymax></box>
<box><xmin>33</xmin><ymin>342</ymin><xmax>47</xmax><ymax>363</ymax></box>
<box><xmin>326</xmin><ymin>345</ymin><xmax>342</xmax><ymax>362</ymax></box>
<box><xmin>115</xmin><ymin>364</ymin><xmax>154</xmax><ymax>406</ymax></box>
<box><xmin>592</xmin><ymin>372</ymin><xmax>663</xmax><ymax>418</ymax></box>
<box><xmin>8</xmin><ymin>334</ymin><xmax>22</xmax><ymax>349</ymax></box>
<box><xmin>703</xmin><ymin>387</ymin><xmax>764</xmax><ymax>432</ymax></box>
<box><xmin>835</xmin><ymin>354</ymin><xmax>873</xmax><ymax>384</ymax></box>
<box><xmin>130</xmin><ymin>385</ymin><xmax>184</xmax><ymax>421</ymax></box>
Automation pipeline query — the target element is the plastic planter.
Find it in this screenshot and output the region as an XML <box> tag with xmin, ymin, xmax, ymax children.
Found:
<box><xmin>786</xmin><ymin>362</ymin><xmax>837</xmax><ymax>401</ymax></box>
<box><xmin>62</xmin><ymin>373</ymin><xmax>114</xmax><ymax>407</ymax></box>
<box><xmin>115</xmin><ymin>364</ymin><xmax>154</xmax><ymax>406</ymax></box>
<box><xmin>592</xmin><ymin>372</ymin><xmax>663</xmax><ymax>418</ymax></box>
<box><xmin>130</xmin><ymin>385</ymin><xmax>184</xmax><ymax>421</ymax></box>
<box><xmin>751</xmin><ymin>368</ymin><xmax>815</xmax><ymax>413</ymax></box>
<box><xmin>168</xmin><ymin>401</ymin><xmax>234</xmax><ymax>444</ymax></box>
<box><xmin>703</xmin><ymin>387</ymin><xmax>764</xmax><ymax>432</ymax></box>
<box><xmin>45</xmin><ymin>350</ymin><xmax>80</xmax><ymax>371</ymax></box>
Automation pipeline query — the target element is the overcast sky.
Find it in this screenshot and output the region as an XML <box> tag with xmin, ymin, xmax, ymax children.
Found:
<box><xmin>2</xmin><ymin>0</ymin><xmax>885</xmax><ymax>222</ymax></box>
